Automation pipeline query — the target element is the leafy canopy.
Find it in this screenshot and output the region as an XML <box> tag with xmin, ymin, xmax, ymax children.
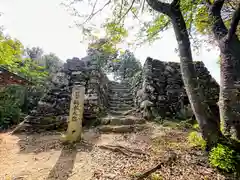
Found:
<box><xmin>62</xmin><ymin>0</ymin><xmax>239</xmax><ymax>53</ymax></box>
<box><xmin>0</xmin><ymin>33</ymin><xmax>47</xmax><ymax>82</ymax></box>
<box><xmin>112</xmin><ymin>50</ymin><xmax>142</xmax><ymax>81</ymax></box>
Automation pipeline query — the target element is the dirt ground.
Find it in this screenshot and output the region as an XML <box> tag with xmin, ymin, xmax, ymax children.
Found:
<box><xmin>0</xmin><ymin>122</ymin><xmax>236</xmax><ymax>180</ymax></box>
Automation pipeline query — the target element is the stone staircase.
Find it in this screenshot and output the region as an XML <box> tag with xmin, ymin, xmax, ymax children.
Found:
<box><xmin>98</xmin><ymin>81</ymin><xmax>145</xmax><ymax>133</ymax></box>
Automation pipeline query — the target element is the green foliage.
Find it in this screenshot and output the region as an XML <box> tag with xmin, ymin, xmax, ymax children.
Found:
<box><xmin>42</xmin><ymin>53</ymin><xmax>63</xmax><ymax>73</ymax></box>
<box><xmin>193</xmin><ymin>123</ymin><xmax>200</xmax><ymax>130</ymax></box>
<box><xmin>150</xmin><ymin>173</ymin><xmax>163</xmax><ymax>180</ymax></box>
<box><xmin>160</xmin><ymin>119</ymin><xmax>193</xmax><ymax>130</ymax></box>
<box><xmin>161</xmin><ymin>120</ymin><xmax>181</xmax><ymax>128</ymax></box>
<box><xmin>0</xmin><ymin>33</ymin><xmax>62</xmax><ymax>128</ymax></box>
<box><xmin>193</xmin><ymin>1</ymin><xmax>239</xmax><ymax>37</ymax></box>
<box><xmin>188</xmin><ymin>131</ymin><xmax>206</xmax><ymax>150</ymax></box>
<box><xmin>0</xmin><ymin>34</ymin><xmax>48</xmax><ymax>83</ymax></box>
<box><xmin>146</xmin><ymin>15</ymin><xmax>170</xmax><ymax>43</ymax></box>
<box><xmin>0</xmin><ymin>33</ymin><xmax>23</xmax><ymax>69</ymax></box>
<box><xmin>193</xmin><ymin>5</ymin><xmax>210</xmax><ymax>35</ymax></box>
<box><xmin>87</xmin><ymin>38</ymin><xmax>119</xmax><ymax>71</ymax></box>
<box><xmin>209</xmin><ymin>144</ymin><xmax>240</xmax><ymax>172</ymax></box>
<box><xmin>0</xmin><ymin>85</ymin><xmax>26</xmax><ymax>128</ymax></box>
<box><xmin>25</xmin><ymin>47</ymin><xmax>43</xmax><ymax>61</ymax></box>
<box><xmin>113</xmin><ymin>50</ymin><xmax>142</xmax><ymax>81</ymax></box>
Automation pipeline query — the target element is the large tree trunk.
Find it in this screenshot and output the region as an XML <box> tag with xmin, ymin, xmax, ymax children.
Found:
<box><xmin>209</xmin><ymin>1</ymin><xmax>240</xmax><ymax>139</ymax></box>
<box><xmin>170</xmin><ymin>6</ymin><xmax>222</xmax><ymax>150</ymax></box>
<box><xmin>146</xmin><ymin>0</ymin><xmax>222</xmax><ymax>150</ymax></box>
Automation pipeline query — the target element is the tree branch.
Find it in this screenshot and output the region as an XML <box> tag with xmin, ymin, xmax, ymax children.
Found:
<box><xmin>135</xmin><ymin>151</ymin><xmax>177</xmax><ymax>180</ymax></box>
<box><xmin>227</xmin><ymin>1</ymin><xmax>237</xmax><ymax>11</ymax></box>
<box><xmin>81</xmin><ymin>0</ymin><xmax>111</xmax><ymax>26</ymax></box>
<box><xmin>227</xmin><ymin>4</ymin><xmax>240</xmax><ymax>41</ymax></box>
<box><xmin>131</xmin><ymin>10</ymin><xmax>145</xmax><ymax>24</ymax></box>
<box><xmin>119</xmin><ymin>0</ymin><xmax>124</xmax><ymax>18</ymax></box>
<box><xmin>140</xmin><ymin>0</ymin><xmax>146</xmax><ymax>14</ymax></box>
<box><xmin>208</xmin><ymin>0</ymin><xmax>228</xmax><ymax>40</ymax></box>
<box><xmin>118</xmin><ymin>0</ymin><xmax>136</xmax><ymax>23</ymax></box>
<box><xmin>204</xmin><ymin>0</ymin><xmax>212</xmax><ymax>9</ymax></box>
<box><xmin>212</xmin><ymin>0</ymin><xmax>225</xmax><ymax>9</ymax></box>
<box><xmin>171</xmin><ymin>0</ymin><xmax>180</xmax><ymax>8</ymax></box>
<box><xmin>146</xmin><ymin>0</ymin><xmax>171</xmax><ymax>15</ymax></box>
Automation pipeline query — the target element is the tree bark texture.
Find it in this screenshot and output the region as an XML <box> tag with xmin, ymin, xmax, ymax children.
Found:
<box><xmin>209</xmin><ymin>1</ymin><xmax>240</xmax><ymax>139</ymax></box>
<box><xmin>146</xmin><ymin>0</ymin><xmax>222</xmax><ymax>149</ymax></box>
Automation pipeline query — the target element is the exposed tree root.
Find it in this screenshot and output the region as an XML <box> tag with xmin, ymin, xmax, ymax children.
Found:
<box><xmin>134</xmin><ymin>151</ymin><xmax>177</xmax><ymax>180</ymax></box>
<box><xmin>9</xmin><ymin>115</ymin><xmax>30</xmax><ymax>134</ymax></box>
<box><xmin>106</xmin><ymin>145</ymin><xmax>150</xmax><ymax>156</ymax></box>
<box><xmin>9</xmin><ymin>118</ymin><xmax>66</xmax><ymax>134</ymax></box>
<box><xmin>98</xmin><ymin>145</ymin><xmax>148</xmax><ymax>158</ymax></box>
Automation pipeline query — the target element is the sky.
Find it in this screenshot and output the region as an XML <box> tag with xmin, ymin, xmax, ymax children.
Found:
<box><xmin>0</xmin><ymin>0</ymin><xmax>220</xmax><ymax>82</ymax></box>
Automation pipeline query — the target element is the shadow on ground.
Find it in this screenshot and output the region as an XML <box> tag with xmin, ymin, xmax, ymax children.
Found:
<box><xmin>46</xmin><ymin>146</ymin><xmax>78</xmax><ymax>180</ymax></box>
<box><xmin>46</xmin><ymin>141</ymin><xmax>94</xmax><ymax>180</ymax></box>
<box><xmin>15</xmin><ymin>129</ymin><xmax>100</xmax><ymax>154</ymax></box>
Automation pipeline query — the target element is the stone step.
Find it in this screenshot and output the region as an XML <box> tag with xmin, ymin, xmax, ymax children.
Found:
<box><xmin>109</xmin><ymin>85</ymin><xmax>130</xmax><ymax>89</ymax></box>
<box><xmin>109</xmin><ymin>106</ymin><xmax>132</xmax><ymax>111</ymax></box>
<box><xmin>108</xmin><ymin>103</ymin><xmax>133</xmax><ymax>108</ymax></box>
<box><xmin>109</xmin><ymin>106</ymin><xmax>133</xmax><ymax>111</ymax></box>
<box><xmin>109</xmin><ymin>95</ymin><xmax>133</xmax><ymax>99</ymax></box>
<box><xmin>101</xmin><ymin>116</ymin><xmax>145</xmax><ymax>125</ymax></box>
<box><xmin>109</xmin><ymin>81</ymin><xmax>129</xmax><ymax>85</ymax></box>
<box><xmin>109</xmin><ymin>104</ymin><xmax>133</xmax><ymax>108</ymax></box>
<box><xmin>109</xmin><ymin>104</ymin><xmax>134</xmax><ymax>108</ymax></box>
<box><xmin>110</xmin><ymin>97</ymin><xmax>133</xmax><ymax>101</ymax></box>
<box><xmin>109</xmin><ymin>89</ymin><xmax>130</xmax><ymax>93</ymax></box>
<box><xmin>97</xmin><ymin>124</ymin><xmax>145</xmax><ymax>133</ymax></box>
<box><xmin>109</xmin><ymin>100</ymin><xmax>133</xmax><ymax>104</ymax></box>
<box><xmin>109</xmin><ymin>92</ymin><xmax>132</xmax><ymax>95</ymax></box>
<box><xmin>108</xmin><ymin>110</ymin><xmax>129</xmax><ymax>116</ymax></box>
<box><xmin>109</xmin><ymin>88</ymin><xmax>130</xmax><ymax>92</ymax></box>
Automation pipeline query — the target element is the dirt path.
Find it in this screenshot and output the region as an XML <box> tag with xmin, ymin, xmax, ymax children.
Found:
<box><xmin>0</xmin><ymin>123</ymin><xmax>231</xmax><ymax>180</ymax></box>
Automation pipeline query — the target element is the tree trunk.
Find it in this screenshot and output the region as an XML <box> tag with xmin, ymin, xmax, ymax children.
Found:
<box><xmin>62</xmin><ymin>85</ymin><xmax>85</xmax><ymax>143</ymax></box>
<box><xmin>218</xmin><ymin>39</ymin><xmax>240</xmax><ymax>138</ymax></box>
<box><xmin>145</xmin><ymin>0</ymin><xmax>223</xmax><ymax>150</ymax></box>
<box><xmin>169</xmin><ymin>7</ymin><xmax>222</xmax><ymax>149</ymax></box>
<box><xmin>209</xmin><ymin>1</ymin><xmax>240</xmax><ymax>139</ymax></box>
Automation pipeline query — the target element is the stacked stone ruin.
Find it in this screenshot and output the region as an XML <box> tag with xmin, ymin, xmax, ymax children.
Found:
<box><xmin>19</xmin><ymin>56</ymin><xmax>220</xmax><ymax>132</ymax></box>
<box><xmin>133</xmin><ymin>57</ymin><xmax>220</xmax><ymax>119</ymax></box>
<box><xmin>21</xmin><ymin>57</ymin><xmax>109</xmax><ymax>132</ymax></box>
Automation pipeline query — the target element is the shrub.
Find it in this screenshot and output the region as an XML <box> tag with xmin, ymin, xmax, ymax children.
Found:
<box><xmin>188</xmin><ymin>131</ymin><xmax>206</xmax><ymax>150</ymax></box>
<box><xmin>0</xmin><ymin>84</ymin><xmax>45</xmax><ymax>129</ymax></box>
<box><xmin>150</xmin><ymin>173</ymin><xmax>163</xmax><ymax>180</ymax></box>
<box><xmin>193</xmin><ymin>123</ymin><xmax>200</xmax><ymax>130</ymax></box>
<box><xmin>0</xmin><ymin>85</ymin><xmax>24</xmax><ymax>128</ymax></box>
<box><xmin>209</xmin><ymin>144</ymin><xmax>240</xmax><ymax>173</ymax></box>
<box><xmin>0</xmin><ymin>102</ymin><xmax>22</xmax><ymax>129</ymax></box>
<box><xmin>178</xmin><ymin>120</ymin><xmax>193</xmax><ymax>129</ymax></box>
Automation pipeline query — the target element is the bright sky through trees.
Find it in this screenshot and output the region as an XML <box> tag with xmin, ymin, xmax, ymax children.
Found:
<box><xmin>0</xmin><ymin>0</ymin><xmax>220</xmax><ymax>82</ymax></box>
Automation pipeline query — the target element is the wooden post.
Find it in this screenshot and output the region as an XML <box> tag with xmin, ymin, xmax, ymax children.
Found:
<box><xmin>62</xmin><ymin>85</ymin><xmax>85</xmax><ymax>143</ymax></box>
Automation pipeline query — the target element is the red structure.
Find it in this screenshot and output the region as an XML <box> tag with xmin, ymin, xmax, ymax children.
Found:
<box><xmin>0</xmin><ymin>67</ymin><xmax>32</xmax><ymax>86</ymax></box>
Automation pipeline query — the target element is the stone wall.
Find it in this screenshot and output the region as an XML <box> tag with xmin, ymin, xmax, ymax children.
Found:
<box><xmin>134</xmin><ymin>57</ymin><xmax>219</xmax><ymax>119</ymax></box>
<box><xmin>63</xmin><ymin>57</ymin><xmax>109</xmax><ymax>120</ymax></box>
<box><xmin>21</xmin><ymin>56</ymin><xmax>109</xmax><ymax>132</ymax></box>
<box><xmin>129</xmin><ymin>71</ymin><xmax>143</xmax><ymax>107</ymax></box>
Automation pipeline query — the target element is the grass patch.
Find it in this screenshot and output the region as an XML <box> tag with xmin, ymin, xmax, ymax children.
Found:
<box><xmin>151</xmin><ymin>130</ymin><xmax>190</xmax><ymax>153</ymax></box>
<box><xmin>187</xmin><ymin>131</ymin><xmax>206</xmax><ymax>150</ymax></box>
<box><xmin>159</xmin><ymin>119</ymin><xmax>193</xmax><ymax>130</ymax></box>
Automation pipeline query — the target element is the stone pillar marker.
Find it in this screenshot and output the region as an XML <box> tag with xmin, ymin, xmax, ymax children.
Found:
<box><xmin>62</xmin><ymin>85</ymin><xmax>85</xmax><ymax>143</ymax></box>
